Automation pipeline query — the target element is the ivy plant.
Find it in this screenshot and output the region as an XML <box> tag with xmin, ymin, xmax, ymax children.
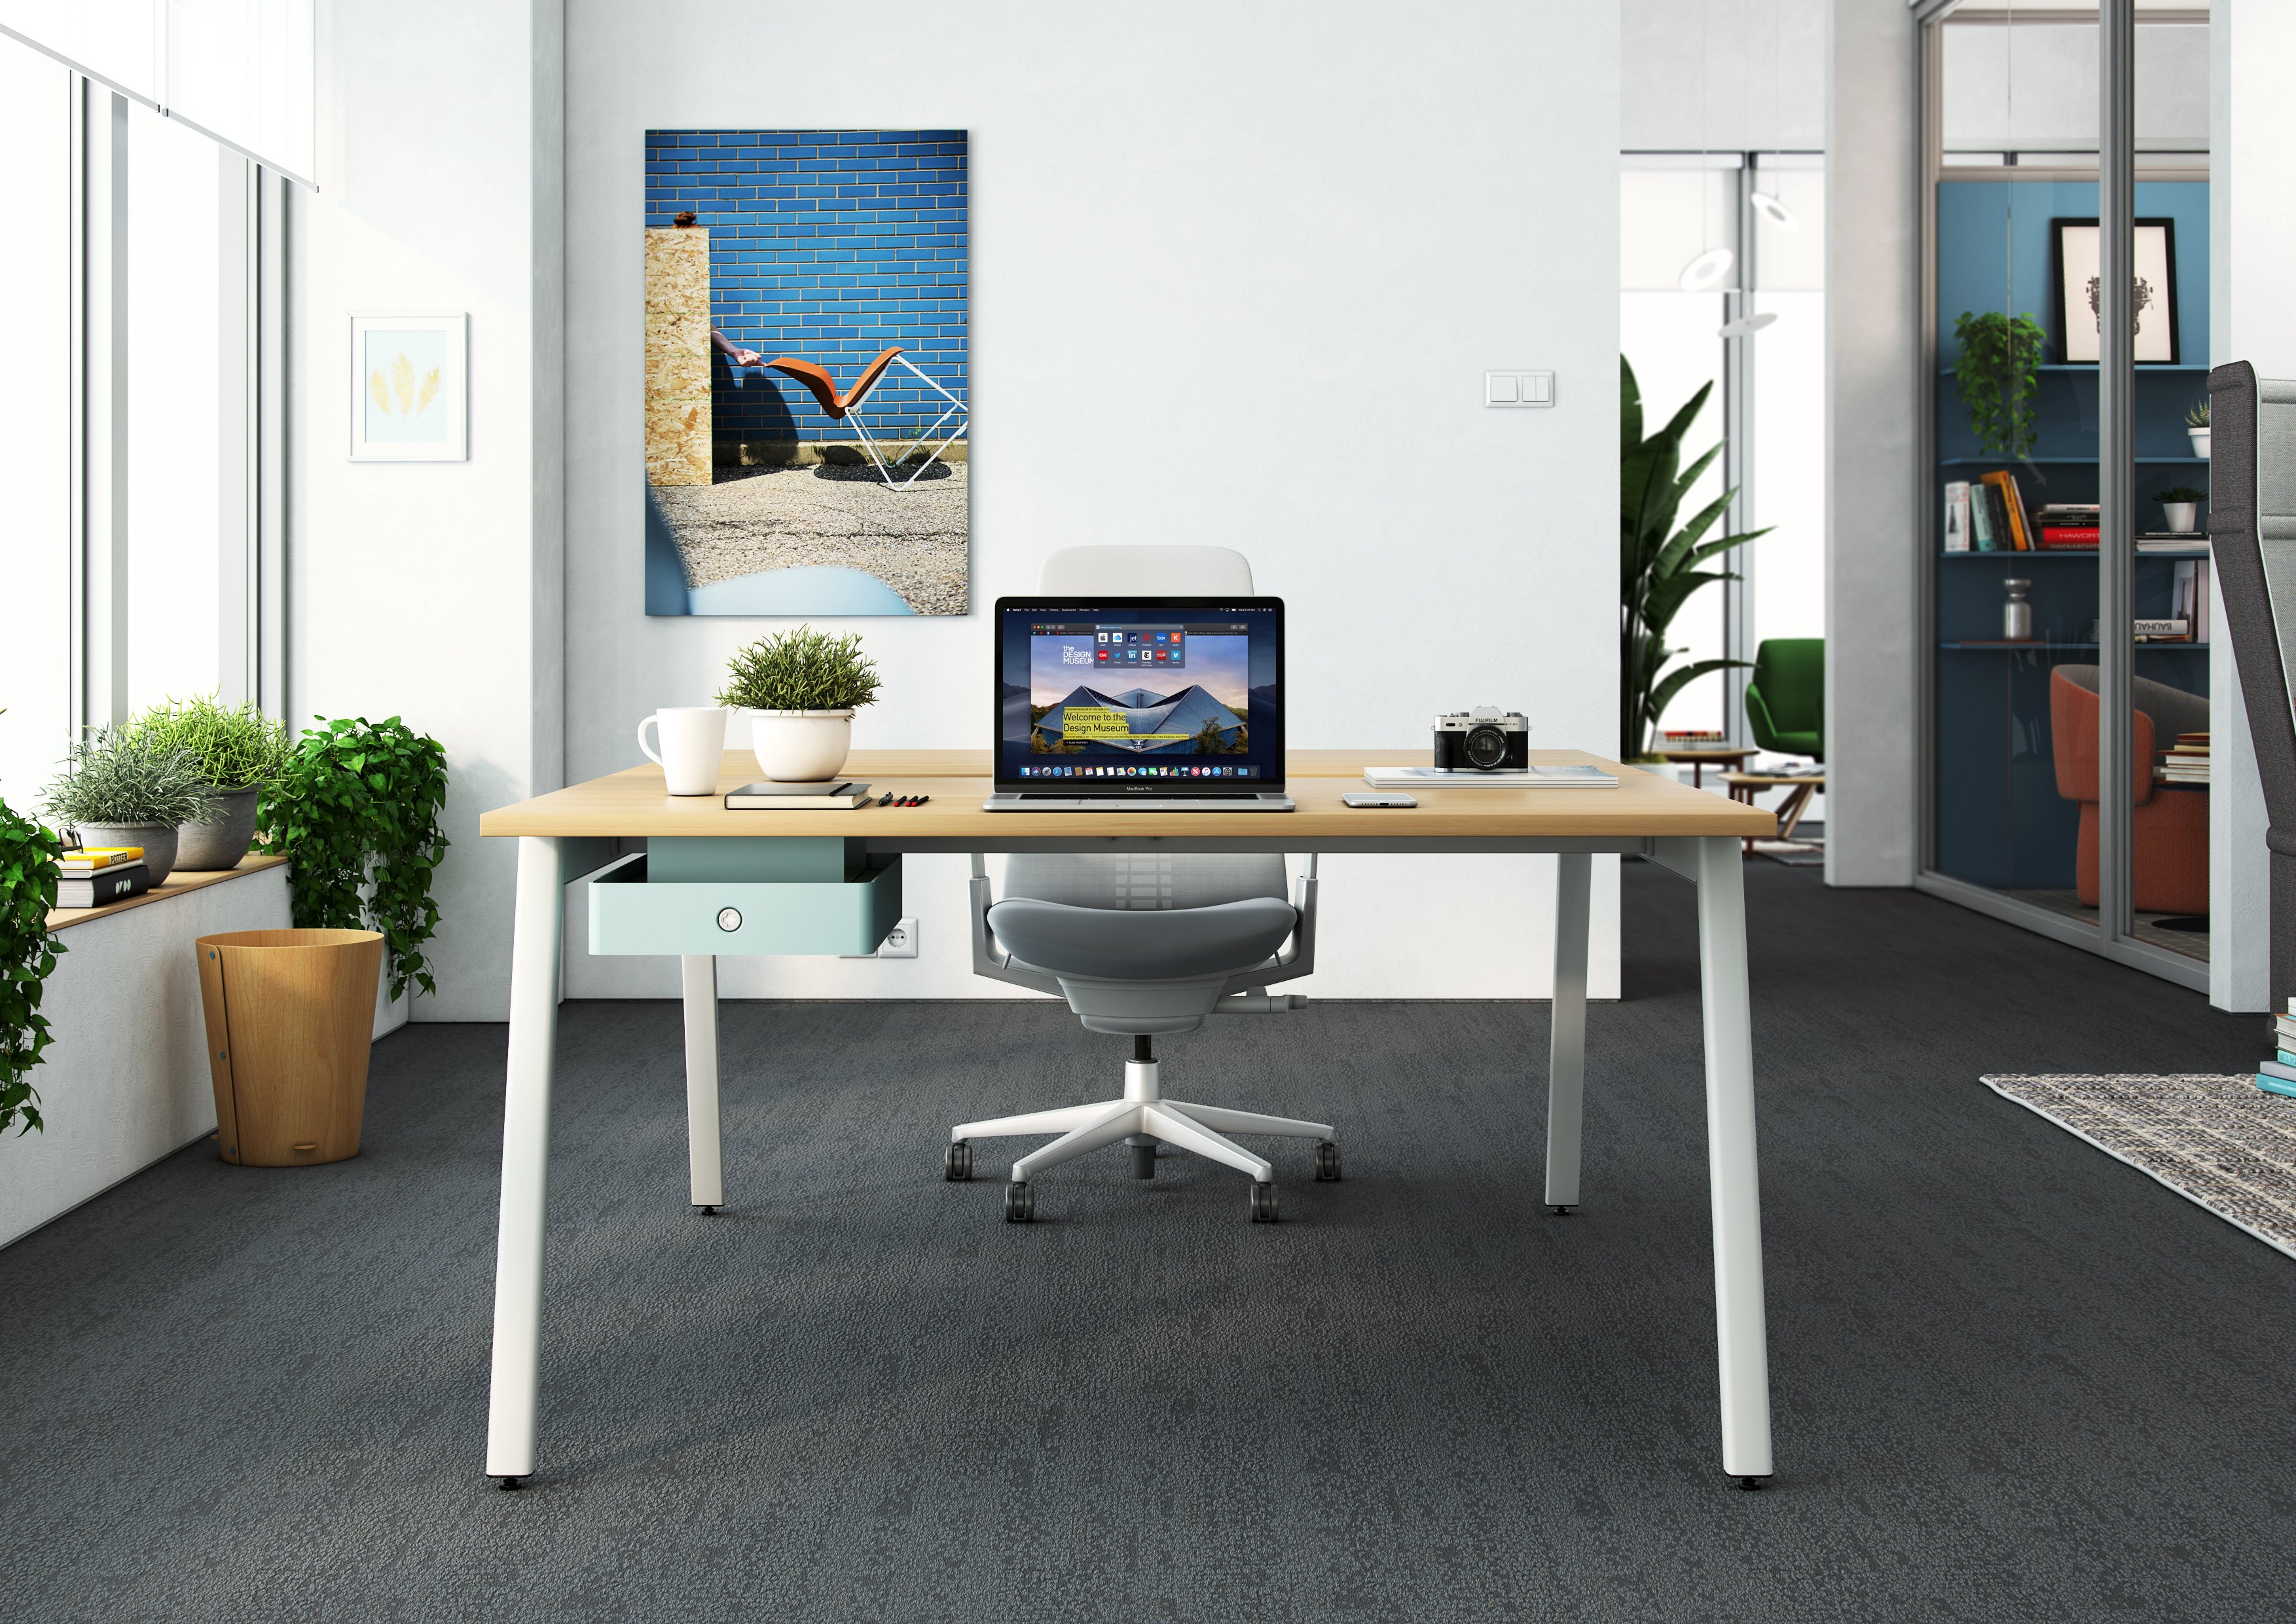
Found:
<box><xmin>1950</xmin><ymin>310</ymin><xmax>2047</xmax><ymax>460</ymax></box>
<box><xmin>256</xmin><ymin>716</ymin><xmax>450</xmax><ymax>1001</ymax></box>
<box><xmin>1</xmin><ymin>793</ymin><xmax>65</xmax><ymax>1137</ymax></box>
<box><xmin>718</xmin><ymin>626</ymin><xmax>882</xmax><ymax>712</ymax></box>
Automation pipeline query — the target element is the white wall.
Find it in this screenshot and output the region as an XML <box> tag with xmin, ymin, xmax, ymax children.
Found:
<box><xmin>0</xmin><ymin>867</ymin><xmax>288</xmax><ymax>1248</ymax></box>
<box><xmin>1824</xmin><ymin>0</ymin><xmax>1918</xmax><ymax>886</ymax></box>
<box><xmin>285</xmin><ymin>0</ymin><xmax>562</xmax><ymax>1022</ymax></box>
<box><xmin>2209</xmin><ymin>0</ymin><xmax>2281</xmax><ymax>1014</ymax></box>
<box><xmin>559</xmin><ymin>0</ymin><xmax>1626</xmax><ymax>1004</ymax></box>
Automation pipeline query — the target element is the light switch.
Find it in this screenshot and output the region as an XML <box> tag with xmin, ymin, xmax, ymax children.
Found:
<box><xmin>1485</xmin><ymin>370</ymin><xmax>1555</xmax><ymax>408</ymax></box>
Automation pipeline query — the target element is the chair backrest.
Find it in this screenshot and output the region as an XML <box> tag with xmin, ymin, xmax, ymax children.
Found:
<box><xmin>1747</xmin><ymin>638</ymin><xmax>1825</xmax><ymax>734</ymax></box>
<box><xmin>1005</xmin><ymin>545</ymin><xmax>1277</xmax><ymax>913</ymax></box>
<box><xmin>1038</xmin><ymin>545</ymin><xmax>1254</xmax><ymax>596</ymax></box>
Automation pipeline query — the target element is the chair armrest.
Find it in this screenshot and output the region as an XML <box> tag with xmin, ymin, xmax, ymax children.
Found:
<box><xmin>969</xmin><ymin>853</ymin><xmax>1063</xmax><ymax>995</ymax></box>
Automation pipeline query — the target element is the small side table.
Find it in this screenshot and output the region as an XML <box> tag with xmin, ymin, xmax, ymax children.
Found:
<box><xmin>1724</xmin><ymin>771</ymin><xmax>1825</xmax><ymax>853</ymax></box>
<box><xmin>1661</xmin><ymin>748</ymin><xmax>1757</xmax><ymax>789</ymax></box>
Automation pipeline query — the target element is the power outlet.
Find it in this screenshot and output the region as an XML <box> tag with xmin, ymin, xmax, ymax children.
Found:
<box><xmin>876</xmin><ymin>917</ymin><xmax>918</xmax><ymax>959</ymax></box>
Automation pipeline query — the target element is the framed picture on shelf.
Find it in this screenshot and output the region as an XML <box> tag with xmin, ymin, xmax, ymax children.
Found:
<box><xmin>2050</xmin><ymin>218</ymin><xmax>2179</xmax><ymax>364</ymax></box>
<box><xmin>348</xmin><ymin>314</ymin><xmax>467</xmax><ymax>460</ymax></box>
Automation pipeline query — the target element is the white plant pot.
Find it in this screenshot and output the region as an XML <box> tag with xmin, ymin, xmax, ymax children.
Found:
<box><xmin>2190</xmin><ymin>428</ymin><xmax>2210</xmax><ymax>459</ymax></box>
<box><xmin>2162</xmin><ymin>501</ymin><xmax>2198</xmax><ymax>534</ymax></box>
<box><xmin>749</xmin><ymin>710</ymin><xmax>854</xmax><ymax>782</ymax></box>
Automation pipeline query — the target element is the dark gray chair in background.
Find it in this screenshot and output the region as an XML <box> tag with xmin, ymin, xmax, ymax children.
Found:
<box><xmin>2207</xmin><ymin>361</ymin><xmax>2296</xmax><ymax>1008</ymax></box>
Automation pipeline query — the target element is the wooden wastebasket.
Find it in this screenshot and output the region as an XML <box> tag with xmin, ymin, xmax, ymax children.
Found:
<box><xmin>196</xmin><ymin>929</ymin><xmax>385</xmax><ymax>1166</ymax></box>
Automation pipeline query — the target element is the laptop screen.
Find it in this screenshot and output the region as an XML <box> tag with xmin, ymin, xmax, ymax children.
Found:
<box><xmin>994</xmin><ymin>597</ymin><xmax>1284</xmax><ymax>791</ymax></box>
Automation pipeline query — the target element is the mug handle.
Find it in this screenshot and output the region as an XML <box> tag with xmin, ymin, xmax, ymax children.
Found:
<box><xmin>637</xmin><ymin>713</ymin><xmax>663</xmax><ymax>767</ymax></box>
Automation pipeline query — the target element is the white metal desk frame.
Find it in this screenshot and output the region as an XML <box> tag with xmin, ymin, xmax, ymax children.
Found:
<box><xmin>486</xmin><ymin>830</ymin><xmax>1772</xmax><ymax>1489</ymax></box>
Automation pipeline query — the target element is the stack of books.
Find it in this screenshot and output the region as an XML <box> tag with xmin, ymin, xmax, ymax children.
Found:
<box><xmin>2159</xmin><ymin>732</ymin><xmax>2209</xmax><ymax>785</ymax></box>
<box><xmin>1660</xmin><ymin>728</ymin><xmax>1730</xmax><ymax>748</ymax></box>
<box><xmin>55</xmin><ymin>845</ymin><xmax>151</xmax><ymax>908</ymax></box>
<box><xmin>2256</xmin><ymin>1000</ymin><xmax>2296</xmax><ymax>1099</ymax></box>
<box><xmin>2035</xmin><ymin>502</ymin><xmax>2100</xmax><ymax>550</ymax></box>
<box><xmin>1942</xmin><ymin>473</ymin><xmax>2041</xmax><ymax>552</ymax></box>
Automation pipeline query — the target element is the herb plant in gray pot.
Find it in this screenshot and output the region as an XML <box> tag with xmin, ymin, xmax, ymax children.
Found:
<box><xmin>128</xmin><ymin>695</ymin><xmax>294</xmax><ymax>870</ymax></box>
<box><xmin>40</xmin><ymin>729</ymin><xmax>216</xmax><ymax>886</ymax></box>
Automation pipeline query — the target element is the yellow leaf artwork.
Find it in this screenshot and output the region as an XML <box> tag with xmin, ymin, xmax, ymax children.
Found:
<box><xmin>369</xmin><ymin>370</ymin><xmax>391</xmax><ymax>415</ymax></box>
<box><xmin>391</xmin><ymin>352</ymin><xmax>416</xmax><ymax>416</ymax></box>
<box><xmin>415</xmin><ymin>366</ymin><xmax>441</xmax><ymax>415</ymax></box>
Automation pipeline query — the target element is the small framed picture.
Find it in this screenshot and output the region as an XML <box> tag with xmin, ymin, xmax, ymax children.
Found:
<box><xmin>2051</xmin><ymin>219</ymin><xmax>2179</xmax><ymax>364</ymax></box>
<box><xmin>349</xmin><ymin>314</ymin><xmax>467</xmax><ymax>460</ymax></box>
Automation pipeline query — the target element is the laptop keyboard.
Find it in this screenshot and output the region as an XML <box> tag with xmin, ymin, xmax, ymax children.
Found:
<box><xmin>984</xmin><ymin>793</ymin><xmax>1296</xmax><ymax>812</ymax></box>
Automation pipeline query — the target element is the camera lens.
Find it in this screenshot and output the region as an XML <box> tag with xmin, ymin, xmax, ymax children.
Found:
<box><xmin>1463</xmin><ymin>724</ymin><xmax>1508</xmax><ymax>769</ymax></box>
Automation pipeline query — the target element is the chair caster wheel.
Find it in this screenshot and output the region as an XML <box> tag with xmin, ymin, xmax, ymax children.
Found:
<box><xmin>1313</xmin><ymin>1140</ymin><xmax>1341</xmax><ymax>1181</ymax></box>
<box><xmin>495</xmin><ymin>1475</ymin><xmax>527</xmax><ymax>1492</ymax></box>
<box><xmin>1250</xmin><ymin>1182</ymin><xmax>1279</xmax><ymax>1223</ymax></box>
<box><xmin>945</xmin><ymin>1141</ymin><xmax>972</xmax><ymax>1181</ymax></box>
<box><xmin>1004</xmin><ymin>1181</ymin><xmax>1034</xmax><ymax>1223</ymax></box>
<box><xmin>1132</xmin><ymin>1143</ymin><xmax>1157</xmax><ymax>1179</ymax></box>
<box><xmin>1736</xmin><ymin>1475</ymin><xmax>1769</xmax><ymax>1491</ymax></box>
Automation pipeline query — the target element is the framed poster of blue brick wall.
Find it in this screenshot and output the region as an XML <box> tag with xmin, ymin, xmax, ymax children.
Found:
<box><xmin>642</xmin><ymin>130</ymin><xmax>969</xmax><ymax>617</ymax></box>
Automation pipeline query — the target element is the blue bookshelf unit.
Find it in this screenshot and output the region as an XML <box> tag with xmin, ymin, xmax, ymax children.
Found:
<box><xmin>1931</xmin><ymin>178</ymin><xmax>2209</xmax><ymax>893</ymax></box>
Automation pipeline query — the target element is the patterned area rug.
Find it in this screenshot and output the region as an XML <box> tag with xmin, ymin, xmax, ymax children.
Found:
<box><xmin>1983</xmin><ymin>1073</ymin><xmax>2296</xmax><ymax>1259</ymax></box>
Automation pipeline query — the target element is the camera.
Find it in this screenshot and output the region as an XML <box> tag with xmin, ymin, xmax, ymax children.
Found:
<box><xmin>1432</xmin><ymin>708</ymin><xmax>1531</xmax><ymax>771</ymax></box>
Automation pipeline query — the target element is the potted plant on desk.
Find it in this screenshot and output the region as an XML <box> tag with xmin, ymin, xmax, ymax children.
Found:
<box><xmin>720</xmin><ymin>625</ymin><xmax>883</xmax><ymax>782</ymax></box>
<box><xmin>39</xmin><ymin>729</ymin><xmax>215</xmax><ymax>886</ymax></box>
<box><xmin>126</xmin><ymin>694</ymin><xmax>294</xmax><ymax>871</ymax></box>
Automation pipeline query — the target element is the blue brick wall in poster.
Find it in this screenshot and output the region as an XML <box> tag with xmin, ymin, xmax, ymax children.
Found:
<box><xmin>646</xmin><ymin>128</ymin><xmax>968</xmax><ymax>443</ymax></box>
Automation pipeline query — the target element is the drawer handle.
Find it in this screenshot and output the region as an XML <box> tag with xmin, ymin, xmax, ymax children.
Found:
<box><xmin>716</xmin><ymin>907</ymin><xmax>742</xmax><ymax>932</ymax></box>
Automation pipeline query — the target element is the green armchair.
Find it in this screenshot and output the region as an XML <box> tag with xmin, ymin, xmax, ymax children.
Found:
<box><xmin>1745</xmin><ymin>638</ymin><xmax>1823</xmax><ymax>762</ymax></box>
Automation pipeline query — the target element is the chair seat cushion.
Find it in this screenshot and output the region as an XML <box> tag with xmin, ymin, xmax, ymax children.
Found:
<box><xmin>988</xmin><ymin>896</ymin><xmax>1298</xmax><ymax>981</ymax></box>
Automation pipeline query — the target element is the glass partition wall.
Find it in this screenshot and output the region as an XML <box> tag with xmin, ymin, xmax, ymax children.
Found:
<box><xmin>1918</xmin><ymin>3</ymin><xmax>2211</xmax><ymax>989</ymax></box>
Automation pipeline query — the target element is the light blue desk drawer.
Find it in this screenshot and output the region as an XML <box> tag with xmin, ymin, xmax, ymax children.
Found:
<box><xmin>589</xmin><ymin>853</ymin><xmax>902</xmax><ymax>956</ymax></box>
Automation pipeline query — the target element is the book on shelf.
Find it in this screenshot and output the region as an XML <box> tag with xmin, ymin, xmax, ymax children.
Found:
<box><xmin>2133</xmin><ymin>618</ymin><xmax>2190</xmax><ymax>640</ymax></box>
<box><xmin>2170</xmin><ymin>559</ymin><xmax>2211</xmax><ymax>642</ymax></box>
<box><xmin>2035</xmin><ymin>503</ymin><xmax>2100</xmax><ymax>523</ymax></box>
<box><xmin>1978</xmin><ymin>470</ymin><xmax>2032</xmax><ymax>551</ymax></box>
<box><xmin>2260</xmin><ymin>1073</ymin><xmax>2296</xmax><ymax>1101</ymax></box>
<box><xmin>1969</xmin><ymin>485</ymin><xmax>1997</xmax><ymax>551</ymax></box>
<box><xmin>723</xmin><ymin>781</ymin><xmax>875</xmax><ymax>809</ymax></box>
<box><xmin>1944</xmin><ymin>481</ymin><xmax>1971</xmax><ymax>553</ymax></box>
<box><xmin>2260</xmin><ymin>1058</ymin><xmax>2296</xmax><ymax>1086</ymax></box>
<box><xmin>2037</xmin><ymin>526</ymin><xmax>2100</xmax><ymax>549</ymax></box>
<box><xmin>54</xmin><ymin>863</ymin><xmax>151</xmax><ymax>909</ymax></box>
<box><xmin>2136</xmin><ymin>532</ymin><xmax>2206</xmax><ymax>553</ymax></box>
<box><xmin>58</xmin><ymin>845</ymin><xmax>144</xmax><ymax>872</ymax></box>
<box><xmin>1661</xmin><ymin>728</ymin><xmax>1730</xmax><ymax>747</ymax></box>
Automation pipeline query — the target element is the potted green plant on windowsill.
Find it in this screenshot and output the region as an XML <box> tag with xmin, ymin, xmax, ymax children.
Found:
<box><xmin>2187</xmin><ymin>397</ymin><xmax>2210</xmax><ymax>459</ymax></box>
<box><xmin>1</xmin><ymin>784</ymin><xmax>66</xmax><ymax>1138</ymax></box>
<box><xmin>39</xmin><ymin>729</ymin><xmax>215</xmax><ymax>886</ymax></box>
<box><xmin>2153</xmin><ymin>485</ymin><xmax>2206</xmax><ymax>534</ymax></box>
<box><xmin>126</xmin><ymin>694</ymin><xmax>295</xmax><ymax>871</ymax></box>
<box><xmin>719</xmin><ymin>625</ymin><xmax>883</xmax><ymax>782</ymax></box>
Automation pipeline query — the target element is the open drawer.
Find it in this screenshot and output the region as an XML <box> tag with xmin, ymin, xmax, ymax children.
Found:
<box><xmin>588</xmin><ymin>849</ymin><xmax>902</xmax><ymax>957</ymax></box>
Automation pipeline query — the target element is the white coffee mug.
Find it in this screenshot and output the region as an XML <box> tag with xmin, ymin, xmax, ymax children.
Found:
<box><xmin>637</xmin><ymin>706</ymin><xmax>730</xmax><ymax>796</ymax></box>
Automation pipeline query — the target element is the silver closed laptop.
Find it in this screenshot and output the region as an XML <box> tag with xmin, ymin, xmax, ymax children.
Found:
<box><xmin>984</xmin><ymin>595</ymin><xmax>1294</xmax><ymax>812</ymax></box>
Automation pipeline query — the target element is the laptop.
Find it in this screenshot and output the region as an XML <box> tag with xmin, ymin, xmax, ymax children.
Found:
<box><xmin>984</xmin><ymin>596</ymin><xmax>1294</xmax><ymax>811</ymax></box>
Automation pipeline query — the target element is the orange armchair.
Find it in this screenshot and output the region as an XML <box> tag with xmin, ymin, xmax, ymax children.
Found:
<box><xmin>2049</xmin><ymin>666</ymin><xmax>2208</xmax><ymax>915</ymax></box>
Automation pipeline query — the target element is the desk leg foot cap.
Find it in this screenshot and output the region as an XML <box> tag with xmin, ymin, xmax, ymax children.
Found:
<box><xmin>1735</xmin><ymin>1475</ymin><xmax>1770</xmax><ymax>1492</ymax></box>
<box><xmin>1547</xmin><ymin>1204</ymin><xmax>1576</xmax><ymax>1215</ymax></box>
<box><xmin>693</xmin><ymin>1204</ymin><xmax>719</xmax><ymax>1215</ymax></box>
<box><xmin>496</xmin><ymin>1475</ymin><xmax>528</xmax><ymax>1492</ymax></box>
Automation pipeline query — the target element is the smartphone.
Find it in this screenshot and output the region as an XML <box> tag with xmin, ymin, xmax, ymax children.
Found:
<box><xmin>1342</xmin><ymin>792</ymin><xmax>1418</xmax><ymax>809</ymax></box>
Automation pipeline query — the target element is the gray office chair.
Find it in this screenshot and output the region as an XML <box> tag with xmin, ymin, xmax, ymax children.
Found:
<box><xmin>950</xmin><ymin>545</ymin><xmax>1336</xmax><ymax>1223</ymax></box>
<box><xmin>2209</xmin><ymin>361</ymin><xmax>2296</xmax><ymax>1006</ymax></box>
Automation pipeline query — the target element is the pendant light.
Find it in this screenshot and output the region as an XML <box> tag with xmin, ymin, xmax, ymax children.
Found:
<box><xmin>1677</xmin><ymin>0</ymin><xmax>1736</xmax><ymax>291</ymax></box>
<box><xmin>1747</xmin><ymin>0</ymin><xmax>1799</xmax><ymax>233</ymax></box>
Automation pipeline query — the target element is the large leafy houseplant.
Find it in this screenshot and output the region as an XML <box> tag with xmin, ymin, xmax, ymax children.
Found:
<box><xmin>1950</xmin><ymin>310</ymin><xmax>2047</xmax><ymax>460</ymax></box>
<box><xmin>256</xmin><ymin>716</ymin><xmax>450</xmax><ymax>1001</ymax></box>
<box><xmin>0</xmin><ymin>791</ymin><xmax>65</xmax><ymax>1137</ymax></box>
<box><xmin>1620</xmin><ymin>357</ymin><xmax>1769</xmax><ymax>762</ymax></box>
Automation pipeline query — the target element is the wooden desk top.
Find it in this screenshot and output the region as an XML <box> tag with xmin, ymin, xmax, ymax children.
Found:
<box><xmin>481</xmin><ymin>750</ymin><xmax>1776</xmax><ymax>839</ymax></box>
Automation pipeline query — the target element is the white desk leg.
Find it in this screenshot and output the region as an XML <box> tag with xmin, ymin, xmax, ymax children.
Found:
<box><xmin>486</xmin><ymin>835</ymin><xmax>566</xmax><ymax>1488</ymax></box>
<box><xmin>1693</xmin><ymin>834</ymin><xmax>1774</xmax><ymax>1486</ymax></box>
<box><xmin>682</xmin><ymin>955</ymin><xmax>723</xmax><ymax>1210</ymax></box>
<box><xmin>1544</xmin><ymin>853</ymin><xmax>1592</xmax><ymax>1211</ymax></box>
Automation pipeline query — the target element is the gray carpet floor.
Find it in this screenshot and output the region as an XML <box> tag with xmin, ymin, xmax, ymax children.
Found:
<box><xmin>3</xmin><ymin>862</ymin><xmax>2291</xmax><ymax>1622</ymax></box>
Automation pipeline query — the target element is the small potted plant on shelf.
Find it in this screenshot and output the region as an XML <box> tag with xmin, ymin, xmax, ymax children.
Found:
<box><xmin>126</xmin><ymin>694</ymin><xmax>295</xmax><ymax>871</ymax></box>
<box><xmin>39</xmin><ymin>729</ymin><xmax>215</xmax><ymax>886</ymax></box>
<box><xmin>719</xmin><ymin>625</ymin><xmax>882</xmax><ymax>782</ymax></box>
<box><xmin>2153</xmin><ymin>486</ymin><xmax>2206</xmax><ymax>534</ymax></box>
<box><xmin>1</xmin><ymin>783</ymin><xmax>67</xmax><ymax>1138</ymax></box>
<box><xmin>2186</xmin><ymin>397</ymin><xmax>2210</xmax><ymax>459</ymax></box>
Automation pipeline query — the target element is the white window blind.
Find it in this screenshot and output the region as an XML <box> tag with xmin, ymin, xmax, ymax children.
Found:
<box><xmin>0</xmin><ymin>1</ymin><xmax>314</xmax><ymax>186</ymax></box>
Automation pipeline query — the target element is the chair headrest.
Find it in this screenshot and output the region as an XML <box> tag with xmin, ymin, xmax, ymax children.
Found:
<box><xmin>1038</xmin><ymin>545</ymin><xmax>1254</xmax><ymax>595</ymax></box>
